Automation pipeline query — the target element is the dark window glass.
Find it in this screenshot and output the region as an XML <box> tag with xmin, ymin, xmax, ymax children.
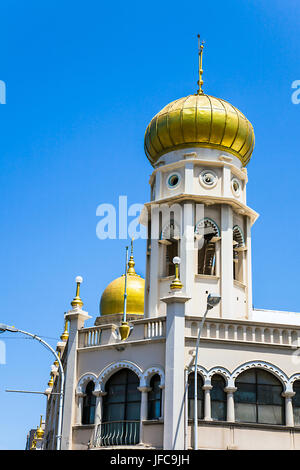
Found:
<box><xmin>235</xmin><ymin>369</ymin><xmax>284</xmax><ymax>425</ymax></box>
<box><xmin>82</xmin><ymin>381</ymin><xmax>96</xmax><ymax>424</ymax></box>
<box><xmin>148</xmin><ymin>375</ymin><xmax>162</xmax><ymax>420</ymax></box>
<box><xmin>188</xmin><ymin>374</ymin><xmax>204</xmax><ymax>420</ymax></box>
<box><xmin>293</xmin><ymin>381</ymin><xmax>300</xmax><ymax>426</ymax></box>
<box><xmin>103</xmin><ymin>369</ymin><xmax>141</xmax><ymax>422</ymax></box>
<box><xmin>211</xmin><ymin>375</ymin><xmax>226</xmax><ymax>421</ymax></box>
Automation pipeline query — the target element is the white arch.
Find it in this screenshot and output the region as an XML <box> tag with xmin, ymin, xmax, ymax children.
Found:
<box><xmin>288</xmin><ymin>373</ymin><xmax>300</xmax><ymax>393</ymax></box>
<box><xmin>207</xmin><ymin>367</ymin><xmax>231</xmax><ymax>387</ymax></box>
<box><xmin>187</xmin><ymin>365</ymin><xmax>208</xmax><ymax>384</ymax></box>
<box><xmin>230</xmin><ymin>361</ymin><xmax>289</xmax><ymax>390</ymax></box>
<box><xmin>76</xmin><ymin>373</ymin><xmax>98</xmax><ymax>394</ymax></box>
<box><xmin>141</xmin><ymin>366</ymin><xmax>165</xmax><ymax>388</ymax></box>
<box><xmin>95</xmin><ymin>360</ymin><xmax>143</xmax><ymax>392</ymax></box>
<box><xmin>160</xmin><ymin>220</ymin><xmax>181</xmax><ymax>240</ymax></box>
<box><xmin>195</xmin><ymin>218</ymin><xmax>220</xmax><ymax>237</ymax></box>
<box><xmin>233</xmin><ymin>225</ymin><xmax>245</xmax><ymax>247</ymax></box>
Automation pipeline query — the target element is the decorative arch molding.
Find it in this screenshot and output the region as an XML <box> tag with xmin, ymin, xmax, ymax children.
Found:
<box><xmin>207</xmin><ymin>367</ymin><xmax>231</xmax><ymax>386</ymax></box>
<box><xmin>288</xmin><ymin>374</ymin><xmax>300</xmax><ymax>392</ymax></box>
<box><xmin>76</xmin><ymin>373</ymin><xmax>98</xmax><ymax>394</ymax></box>
<box><xmin>141</xmin><ymin>366</ymin><xmax>165</xmax><ymax>388</ymax></box>
<box><xmin>160</xmin><ymin>220</ymin><xmax>181</xmax><ymax>240</ymax></box>
<box><xmin>230</xmin><ymin>361</ymin><xmax>289</xmax><ymax>391</ymax></box>
<box><xmin>188</xmin><ymin>365</ymin><xmax>208</xmax><ymax>384</ymax></box>
<box><xmin>233</xmin><ymin>225</ymin><xmax>245</xmax><ymax>247</ymax></box>
<box><xmin>195</xmin><ymin>218</ymin><xmax>220</xmax><ymax>237</ymax></box>
<box><xmin>95</xmin><ymin>360</ymin><xmax>143</xmax><ymax>392</ymax></box>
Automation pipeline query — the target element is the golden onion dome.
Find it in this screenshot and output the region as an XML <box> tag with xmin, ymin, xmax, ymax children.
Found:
<box><xmin>144</xmin><ymin>93</ymin><xmax>255</xmax><ymax>167</ymax></box>
<box><xmin>100</xmin><ymin>248</ymin><xmax>145</xmax><ymax>316</ymax></box>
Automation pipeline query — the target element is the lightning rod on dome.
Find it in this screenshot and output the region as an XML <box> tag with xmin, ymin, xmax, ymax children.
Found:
<box><xmin>197</xmin><ymin>34</ymin><xmax>205</xmax><ymax>95</ymax></box>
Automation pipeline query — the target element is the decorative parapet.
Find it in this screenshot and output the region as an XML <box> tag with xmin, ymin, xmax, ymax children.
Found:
<box><xmin>78</xmin><ymin>317</ymin><xmax>166</xmax><ymax>349</ymax></box>
<box><xmin>186</xmin><ymin>316</ymin><xmax>300</xmax><ymax>349</ymax></box>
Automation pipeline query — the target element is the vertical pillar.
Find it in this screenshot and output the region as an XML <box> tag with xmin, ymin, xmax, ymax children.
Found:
<box><xmin>225</xmin><ymin>387</ymin><xmax>237</xmax><ymax>422</ymax></box>
<box><xmin>221</xmin><ymin>205</ymin><xmax>233</xmax><ymax>318</ymax></box>
<box><xmin>282</xmin><ymin>392</ymin><xmax>295</xmax><ymax>427</ymax></box>
<box><xmin>203</xmin><ymin>385</ymin><xmax>213</xmax><ymax>421</ymax></box>
<box><xmin>138</xmin><ymin>386</ymin><xmax>151</xmax><ymax>443</ymax></box>
<box><xmin>184</xmin><ymin>161</ymin><xmax>194</xmax><ymax>194</ymax></box>
<box><xmin>246</xmin><ymin>216</ymin><xmax>253</xmax><ymax>319</ymax></box>
<box><xmin>161</xmin><ymin>292</ymin><xmax>190</xmax><ymax>450</ymax></box>
<box><xmin>75</xmin><ymin>392</ymin><xmax>85</xmax><ymax>425</ymax></box>
<box><xmin>61</xmin><ymin>308</ymin><xmax>91</xmax><ymax>450</ymax></box>
<box><xmin>148</xmin><ymin>209</ymin><xmax>160</xmax><ymax>317</ymax></box>
<box><xmin>92</xmin><ymin>391</ymin><xmax>107</xmax><ymax>447</ymax></box>
<box><xmin>180</xmin><ymin>203</ymin><xmax>194</xmax><ymax>307</ymax></box>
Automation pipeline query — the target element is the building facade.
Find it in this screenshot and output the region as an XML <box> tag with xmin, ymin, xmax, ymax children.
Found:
<box><xmin>42</xmin><ymin>62</ymin><xmax>300</xmax><ymax>451</ymax></box>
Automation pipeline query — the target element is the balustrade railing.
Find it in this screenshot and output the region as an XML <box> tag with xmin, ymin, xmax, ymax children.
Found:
<box><xmin>93</xmin><ymin>421</ymin><xmax>140</xmax><ymax>447</ymax></box>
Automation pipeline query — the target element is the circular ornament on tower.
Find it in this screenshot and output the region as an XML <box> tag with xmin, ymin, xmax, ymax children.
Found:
<box><xmin>167</xmin><ymin>172</ymin><xmax>181</xmax><ymax>189</ymax></box>
<box><xmin>199</xmin><ymin>169</ymin><xmax>218</xmax><ymax>189</ymax></box>
<box><xmin>231</xmin><ymin>177</ymin><xmax>241</xmax><ymax>197</ymax></box>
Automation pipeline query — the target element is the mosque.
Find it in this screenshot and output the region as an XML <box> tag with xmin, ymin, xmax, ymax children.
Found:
<box><xmin>33</xmin><ymin>44</ymin><xmax>300</xmax><ymax>450</ymax></box>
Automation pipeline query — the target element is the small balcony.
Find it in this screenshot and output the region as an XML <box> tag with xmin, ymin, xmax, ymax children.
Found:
<box><xmin>93</xmin><ymin>421</ymin><xmax>140</xmax><ymax>447</ymax></box>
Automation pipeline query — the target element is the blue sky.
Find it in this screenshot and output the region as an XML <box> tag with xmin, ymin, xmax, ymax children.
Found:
<box><xmin>0</xmin><ymin>0</ymin><xmax>300</xmax><ymax>449</ymax></box>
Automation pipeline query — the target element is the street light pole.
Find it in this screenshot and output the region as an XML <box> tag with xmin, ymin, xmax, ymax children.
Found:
<box><xmin>0</xmin><ymin>324</ymin><xmax>64</xmax><ymax>450</ymax></box>
<box><xmin>193</xmin><ymin>294</ymin><xmax>221</xmax><ymax>450</ymax></box>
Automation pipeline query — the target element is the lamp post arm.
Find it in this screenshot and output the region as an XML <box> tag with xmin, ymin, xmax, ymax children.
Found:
<box><xmin>193</xmin><ymin>306</ymin><xmax>209</xmax><ymax>451</ymax></box>
<box><xmin>15</xmin><ymin>329</ymin><xmax>65</xmax><ymax>450</ymax></box>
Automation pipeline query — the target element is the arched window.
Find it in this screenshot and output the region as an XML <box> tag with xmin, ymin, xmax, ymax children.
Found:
<box><xmin>188</xmin><ymin>373</ymin><xmax>204</xmax><ymax>420</ymax></box>
<box><xmin>102</xmin><ymin>369</ymin><xmax>141</xmax><ymax>445</ymax></box>
<box><xmin>148</xmin><ymin>374</ymin><xmax>162</xmax><ymax>420</ymax></box>
<box><xmin>195</xmin><ymin>219</ymin><xmax>220</xmax><ymax>276</ymax></box>
<box><xmin>211</xmin><ymin>375</ymin><xmax>227</xmax><ymax>421</ymax></box>
<box><xmin>233</xmin><ymin>225</ymin><xmax>245</xmax><ymax>282</ymax></box>
<box><xmin>293</xmin><ymin>380</ymin><xmax>300</xmax><ymax>426</ymax></box>
<box><xmin>82</xmin><ymin>381</ymin><xmax>96</xmax><ymax>425</ymax></box>
<box><xmin>161</xmin><ymin>218</ymin><xmax>180</xmax><ymax>277</ymax></box>
<box><xmin>235</xmin><ymin>369</ymin><xmax>284</xmax><ymax>425</ymax></box>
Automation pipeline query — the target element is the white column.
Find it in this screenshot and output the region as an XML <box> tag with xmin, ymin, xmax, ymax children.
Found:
<box><xmin>75</xmin><ymin>392</ymin><xmax>85</xmax><ymax>425</ymax></box>
<box><xmin>184</xmin><ymin>161</ymin><xmax>194</xmax><ymax>194</ymax></box>
<box><xmin>92</xmin><ymin>391</ymin><xmax>107</xmax><ymax>446</ymax></box>
<box><xmin>180</xmin><ymin>203</ymin><xmax>194</xmax><ymax>309</ymax></box>
<box><xmin>220</xmin><ymin>205</ymin><xmax>233</xmax><ymax>318</ymax></box>
<box><xmin>225</xmin><ymin>386</ymin><xmax>237</xmax><ymax>422</ymax></box>
<box><xmin>203</xmin><ymin>385</ymin><xmax>213</xmax><ymax>421</ymax></box>
<box><xmin>282</xmin><ymin>392</ymin><xmax>295</xmax><ymax>427</ymax></box>
<box><xmin>222</xmin><ymin>165</ymin><xmax>232</xmax><ymax>198</ymax></box>
<box><xmin>148</xmin><ymin>209</ymin><xmax>160</xmax><ymax>318</ymax></box>
<box><xmin>161</xmin><ymin>292</ymin><xmax>190</xmax><ymax>450</ymax></box>
<box><xmin>138</xmin><ymin>386</ymin><xmax>151</xmax><ymax>444</ymax></box>
<box><xmin>61</xmin><ymin>308</ymin><xmax>91</xmax><ymax>450</ymax></box>
<box><xmin>246</xmin><ymin>216</ymin><xmax>253</xmax><ymax>319</ymax></box>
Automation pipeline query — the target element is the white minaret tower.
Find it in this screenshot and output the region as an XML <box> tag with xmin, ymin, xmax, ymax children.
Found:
<box><xmin>143</xmin><ymin>42</ymin><xmax>258</xmax><ymax>322</ymax></box>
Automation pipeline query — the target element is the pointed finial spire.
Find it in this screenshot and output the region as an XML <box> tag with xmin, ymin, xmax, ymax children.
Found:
<box><xmin>71</xmin><ymin>276</ymin><xmax>83</xmax><ymax>309</ymax></box>
<box><xmin>53</xmin><ymin>350</ymin><xmax>60</xmax><ymax>368</ymax></box>
<box><xmin>36</xmin><ymin>415</ymin><xmax>44</xmax><ymax>439</ymax></box>
<box><xmin>127</xmin><ymin>238</ymin><xmax>136</xmax><ymax>275</ymax></box>
<box><xmin>60</xmin><ymin>319</ymin><xmax>69</xmax><ymax>342</ymax></box>
<box><xmin>197</xmin><ymin>34</ymin><xmax>205</xmax><ymax>95</ymax></box>
<box><xmin>48</xmin><ymin>373</ymin><xmax>54</xmax><ymax>388</ymax></box>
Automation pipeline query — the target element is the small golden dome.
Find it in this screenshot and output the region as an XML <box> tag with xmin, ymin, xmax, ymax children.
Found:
<box><xmin>36</xmin><ymin>416</ymin><xmax>44</xmax><ymax>440</ymax></box>
<box><xmin>100</xmin><ymin>247</ymin><xmax>145</xmax><ymax>316</ymax></box>
<box><xmin>144</xmin><ymin>94</ymin><xmax>255</xmax><ymax>167</ymax></box>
